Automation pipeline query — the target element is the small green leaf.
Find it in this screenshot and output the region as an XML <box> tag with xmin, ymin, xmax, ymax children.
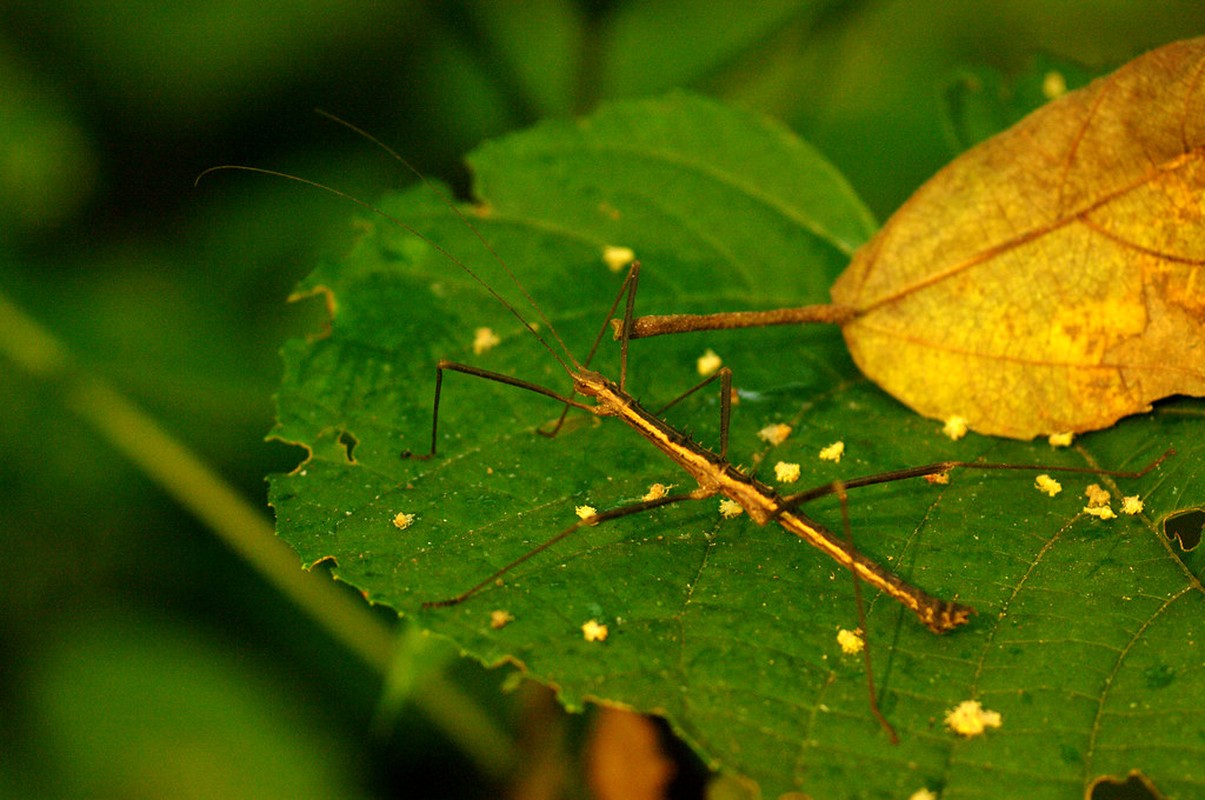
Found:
<box><xmin>941</xmin><ymin>54</ymin><xmax>1102</xmax><ymax>154</ymax></box>
<box><xmin>270</xmin><ymin>93</ymin><xmax>1204</xmax><ymax>798</ymax></box>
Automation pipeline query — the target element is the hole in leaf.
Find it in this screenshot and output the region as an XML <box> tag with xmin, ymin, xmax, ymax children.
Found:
<box><xmin>338</xmin><ymin>429</ymin><xmax>359</xmax><ymax>464</ymax></box>
<box><xmin>1088</xmin><ymin>769</ymin><xmax>1165</xmax><ymax>800</ymax></box>
<box><xmin>1163</xmin><ymin>508</ymin><xmax>1204</xmax><ymax>552</ymax></box>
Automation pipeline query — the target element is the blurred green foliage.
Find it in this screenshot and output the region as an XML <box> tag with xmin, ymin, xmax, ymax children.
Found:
<box><xmin>3</xmin><ymin>2</ymin><xmax>1204</xmax><ymax>797</ymax></box>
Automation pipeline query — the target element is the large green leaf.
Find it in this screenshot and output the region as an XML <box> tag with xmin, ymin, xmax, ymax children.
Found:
<box><xmin>269</xmin><ymin>93</ymin><xmax>1204</xmax><ymax>798</ymax></box>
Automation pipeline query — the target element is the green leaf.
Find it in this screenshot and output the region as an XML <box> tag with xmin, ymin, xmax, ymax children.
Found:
<box><xmin>941</xmin><ymin>53</ymin><xmax>1105</xmax><ymax>154</ymax></box>
<box><xmin>269</xmin><ymin>92</ymin><xmax>1204</xmax><ymax>798</ymax></box>
<box><xmin>599</xmin><ymin>0</ymin><xmax>846</xmax><ymax>97</ymax></box>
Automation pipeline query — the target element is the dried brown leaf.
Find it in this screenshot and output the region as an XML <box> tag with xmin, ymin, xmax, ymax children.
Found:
<box><xmin>832</xmin><ymin>38</ymin><xmax>1205</xmax><ymax>439</ymax></box>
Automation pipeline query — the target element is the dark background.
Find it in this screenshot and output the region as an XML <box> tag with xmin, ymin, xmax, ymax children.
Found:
<box><xmin>3</xmin><ymin>2</ymin><xmax>1203</xmax><ymax>797</ymax></box>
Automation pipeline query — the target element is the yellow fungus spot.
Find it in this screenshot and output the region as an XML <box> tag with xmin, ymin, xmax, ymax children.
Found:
<box><xmin>774</xmin><ymin>461</ymin><xmax>801</xmax><ymax>483</ymax></box>
<box><xmin>1121</xmin><ymin>495</ymin><xmax>1144</xmax><ymax>515</ymax></box>
<box><xmin>924</xmin><ymin>472</ymin><xmax>950</xmax><ymax>485</ymax></box>
<box><xmin>1034</xmin><ymin>474</ymin><xmax>1063</xmax><ymax>497</ymax></box>
<box><xmin>1084</xmin><ymin>504</ymin><xmax>1117</xmax><ymax>520</ymax></box>
<box><xmin>597</xmin><ymin>201</ymin><xmax>621</xmax><ymax>221</ymax></box>
<box><xmin>909</xmin><ymin>789</ymin><xmax>938</xmax><ymax>800</ymax></box>
<box><xmin>642</xmin><ymin>483</ymin><xmax>671</xmax><ymax>501</ymax></box>
<box><xmin>757</xmin><ymin>423</ymin><xmax>792</xmax><ymax>445</ymax></box>
<box><xmin>697</xmin><ymin>348</ymin><xmax>722</xmax><ymax>376</ymax></box>
<box><xmin>575</xmin><ymin>504</ymin><xmax>597</xmax><ymax>521</ymax></box>
<box><xmin>472</xmin><ymin>326</ymin><xmax>501</xmax><ymax>355</ymax></box>
<box><xmin>1084</xmin><ymin>483</ymin><xmax>1111</xmax><ymax>508</ymax></box>
<box><xmin>392</xmin><ymin>512</ymin><xmax>416</xmax><ymax>530</ymax></box>
<box><xmin>1042</xmin><ymin>70</ymin><xmax>1068</xmax><ymax>99</ymax></box>
<box><xmin>942</xmin><ymin>416</ymin><xmax>969</xmax><ymax>440</ymax></box>
<box><xmin>818</xmin><ymin>441</ymin><xmax>845</xmax><ymax>463</ymax></box>
<box><xmin>718</xmin><ymin>499</ymin><xmax>744</xmax><ymax>519</ymax></box>
<box><xmin>945</xmin><ymin>699</ymin><xmax>1002</xmax><ymax>737</ymax></box>
<box><xmin>490</xmin><ymin>610</ymin><xmax>514</xmax><ymax>630</ymax></box>
<box><xmin>837</xmin><ymin>628</ymin><xmax>864</xmax><ymax>655</ymax></box>
<box><xmin>1048</xmin><ymin>431</ymin><xmax>1074</xmax><ymax>447</ymax></box>
<box><xmin>602</xmin><ymin>245</ymin><xmax>636</xmax><ymax>273</ymax></box>
<box><xmin>581</xmin><ymin>620</ymin><xmax>608</xmax><ymax>642</ymax></box>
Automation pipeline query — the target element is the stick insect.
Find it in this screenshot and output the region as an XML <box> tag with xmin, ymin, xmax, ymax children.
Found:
<box><xmin>198</xmin><ymin>120</ymin><xmax>1172</xmax><ymax>742</ymax></box>
<box><xmin>400</xmin><ymin>262</ymin><xmax>1169</xmax><ymax>628</ymax></box>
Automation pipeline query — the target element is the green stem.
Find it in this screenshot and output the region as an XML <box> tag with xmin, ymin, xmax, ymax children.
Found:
<box><xmin>0</xmin><ymin>290</ymin><xmax>517</xmax><ymax>777</ymax></box>
<box><xmin>0</xmin><ymin>289</ymin><xmax>393</xmax><ymax>671</ymax></box>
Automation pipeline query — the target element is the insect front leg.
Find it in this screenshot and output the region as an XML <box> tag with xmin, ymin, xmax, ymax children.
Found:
<box><xmin>540</xmin><ymin>260</ymin><xmax>645</xmax><ymax>438</ymax></box>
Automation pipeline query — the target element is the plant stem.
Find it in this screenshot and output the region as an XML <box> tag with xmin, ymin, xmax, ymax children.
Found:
<box><xmin>0</xmin><ymin>289</ymin><xmax>394</xmax><ymax>671</ymax></box>
<box><xmin>0</xmin><ymin>290</ymin><xmax>517</xmax><ymax>777</ymax></box>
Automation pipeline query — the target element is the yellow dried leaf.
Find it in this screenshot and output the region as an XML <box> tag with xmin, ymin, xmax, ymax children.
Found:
<box><xmin>831</xmin><ymin>39</ymin><xmax>1205</xmax><ymax>439</ymax></box>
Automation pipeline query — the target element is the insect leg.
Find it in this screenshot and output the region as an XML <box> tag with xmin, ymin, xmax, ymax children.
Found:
<box><xmin>620</xmin><ymin>303</ymin><xmax>858</xmax><ymax>339</ymax></box>
<box><xmin>540</xmin><ymin>261</ymin><xmax>644</xmax><ymax>437</ymax></box>
<box><xmin>779</xmin><ymin>447</ymin><xmax>1174</xmax><ymax>509</ymax></box>
<box><xmin>652</xmin><ymin>368</ymin><xmax>734</xmax><ymax>460</ymax></box>
<box><xmin>833</xmin><ymin>478</ymin><xmax>899</xmax><ymax>744</ymax></box>
<box><xmin>402</xmin><ymin>360</ymin><xmax>595</xmax><ymax>460</ymax></box>
<box><xmin>423</xmin><ymin>486</ymin><xmax>713</xmax><ymax>608</ymax></box>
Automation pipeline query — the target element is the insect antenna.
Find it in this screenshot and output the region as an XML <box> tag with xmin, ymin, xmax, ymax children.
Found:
<box><xmin>310</xmin><ymin>109</ymin><xmax>583</xmax><ymax>371</ymax></box>
<box><xmin>194</xmin><ymin>164</ymin><xmax>576</xmax><ymax>376</ymax></box>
